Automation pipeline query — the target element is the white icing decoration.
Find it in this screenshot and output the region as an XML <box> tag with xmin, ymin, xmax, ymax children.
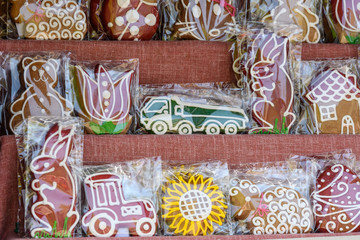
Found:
<box><xmin>102</xmin><ymin>90</ymin><xmax>111</xmax><ymax>99</ymax></box>
<box><xmin>115</xmin><ymin>17</ymin><xmax>124</xmax><ymax>27</ymax></box>
<box><xmin>23</xmin><ymin>0</ymin><xmax>87</xmax><ymax>40</ymax></box>
<box><xmin>179</xmin><ymin>190</ymin><xmax>212</xmax><ymax>221</ymax></box>
<box><xmin>335</xmin><ymin>0</ymin><xmax>360</xmax><ymax>32</ymax></box>
<box><xmin>252</xmin><ymin>187</ymin><xmax>313</xmax><ymax>234</ymax></box>
<box><xmin>81</xmin><ymin>173</ymin><xmax>157</xmax><ymax>237</ymax></box>
<box><xmin>104</xmin><ymin>101</ymin><xmax>110</xmax><ymax>107</ymax></box>
<box><xmin>117</xmin><ymin>0</ymin><xmax>130</xmax><ymax>8</ymax></box>
<box><xmin>313</xmin><ymin>164</ymin><xmax>360</xmax><ymax>233</ymax></box>
<box><xmin>305</xmin><ymin>68</ymin><xmax>360</xmax><ymax>135</ymax></box>
<box><xmin>192</xmin><ymin>5</ymin><xmax>202</xmax><ymax>18</ymax></box>
<box><xmin>130</xmin><ymin>25</ymin><xmax>140</xmax><ymax>36</ymax></box>
<box><xmin>126</xmin><ymin>9</ymin><xmax>140</xmax><ymax>24</ymax></box>
<box><xmin>144</xmin><ymin>14</ymin><xmax>156</xmax><ymax>26</ymax></box>
<box><xmin>29</xmin><ymin>125</ymin><xmax>79</xmax><ymax>237</ymax></box>
<box><xmin>74</xmin><ymin>65</ymin><xmax>132</xmax><ymax>122</ymax></box>
<box><xmin>108</xmin><ymin>22</ymin><xmax>114</xmax><ymax>28</ymax></box>
<box><xmin>9</xmin><ymin>57</ymin><xmax>73</xmax><ymax>133</ymax></box>
<box><xmin>213</xmin><ymin>4</ymin><xmax>221</xmax><ymax>16</ymax></box>
<box><xmin>140</xmin><ymin>96</ymin><xmax>249</xmax><ymax>135</ymax></box>
<box><xmin>247</xmin><ymin>31</ymin><xmax>296</xmax><ymax>133</ymax></box>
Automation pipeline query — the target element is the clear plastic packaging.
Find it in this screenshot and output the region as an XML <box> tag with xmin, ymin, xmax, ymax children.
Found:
<box><xmin>161</xmin><ymin>161</ymin><xmax>230</xmax><ymax>236</ymax></box>
<box><xmin>8</xmin><ymin>0</ymin><xmax>88</xmax><ymax>40</ymax></box>
<box><xmin>235</xmin><ymin>23</ymin><xmax>302</xmax><ymax>134</ymax></box>
<box><xmin>288</xmin><ymin>150</ymin><xmax>359</xmax><ymax>233</ymax></box>
<box><xmin>0</xmin><ymin>0</ymin><xmax>6</xmax><ymax>38</ymax></box>
<box><xmin>296</xmin><ymin>58</ymin><xmax>360</xmax><ymax>134</ymax></box>
<box><xmin>137</xmin><ymin>83</ymin><xmax>250</xmax><ymax>135</ymax></box>
<box><xmin>1</xmin><ymin>52</ymin><xmax>74</xmax><ymax>134</ymax></box>
<box><xmin>323</xmin><ymin>0</ymin><xmax>360</xmax><ymax>43</ymax></box>
<box><xmin>159</xmin><ymin>0</ymin><xmax>241</xmax><ymax>41</ymax></box>
<box><xmin>79</xmin><ymin>157</ymin><xmax>162</xmax><ymax>237</ymax></box>
<box><xmin>70</xmin><ymin>59</ymin><xmax>139</xmax><ymax>134</ymax></box>
<box><xmin>17</xmin><ymin>116</ymin><xmax>84</xmax><ymax>238</ymax></box>
<box><xmin>229</xmin><ymin>162</ymin><xmax>314</xmax><ymax>235</ymax></box>
<box><xmin>248</xmin><ymin>0</ymin><xmax>323</xmax><ymax>43</ymax></box>
<box><xmin>0</xmin><ymin>67</ymin><xmax>7</xmax><ymax>135</ymax></box>
<box><xmin>89</xmin><ymin>0</ymin><xmax>159</xmax><ymax>40</ymax></box>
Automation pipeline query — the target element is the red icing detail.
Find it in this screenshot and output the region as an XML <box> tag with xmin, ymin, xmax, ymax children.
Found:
<box><xmin>30</xmin><ymin>124</ymin><xmax>78</xmax><ymax>237</ymax></box>
<box><xmin>82</xmin><ymin>173</ymin><xmax>157</xmax><ymax>237</ymax></box>
<box><xmin>313</xmin><ymin>164</ymin><xmax>360</xmax><ymax>233</ymax></box>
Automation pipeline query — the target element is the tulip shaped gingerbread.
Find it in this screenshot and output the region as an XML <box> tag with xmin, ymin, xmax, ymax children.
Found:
<box><xmin>9</xmin><ymin>57</ymin><xmax>73</xmax><ymax>133</ymax></box>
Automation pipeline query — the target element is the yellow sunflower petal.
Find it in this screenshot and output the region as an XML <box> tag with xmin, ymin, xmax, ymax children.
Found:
<box><xmin>169</xmin><ymin>215</ymin><xmax>182</xmax><ymax>229</ymax></box>
<box><xmin>193</xmin><ymin>221</ymin><xmax>202</xmax><ymax>236</ymax></box>
<box><xmin>183</xmin><ymin>219</ymin><xmax>194</xmax><ymax>235</ymax></box>
<box><xmin>163</xmin><ymin>196</ymin><xmax>180</xmax><ymax>204</ymax></box>
<box><xmin>208</xmin><ymin>212</ymin><xmax>224</xmax><ymax>225</ymax></box>
<box><xmin>173</xmin><ymin>218</ymin><xmax>186</xmax><ymax>234</ymax></box>
<box><xmin>208</xmin><ymin>190</ymin><xmax>224</xmax><ymax>199</ymax></box>
<box><xmin>162</xmin><ymin>204</ymin><xmax>180</xmax><ymax>211</ymax></box>
<box><xmin>173</xmin><ymin>181</ymin><xmax>188</xmax><ymax>193</ymax></box>
<box><xmin>168</xmin><ymin>187</ymin><xmax>183</xmax><ymax>198</ymax></box>
<box><xmin>211</xmin><ymin>205</ymin><xmax>226</xmax><ymax>218</ymax></box>
<box><xmin>199</xmin><ymin>177</ymin><xmax>213</xmax><ymax>191</ymax></box>
<box><xmin>163</xmin><ymin>208</ymin><xmax>182</xmax><ymax>219</ymax></box>
<box><xmin>188</xmin><ymin>175</ymin><xmax>197</xmax><ymax>190</ymax></box>
<box><xmin>204</xmin><ymin>219</ymin><xmax>214</xmax><ymax>234</ymax></box>
<box><xmin>204</xmin><ymin>184</ymin><xmax>219</xmax><ymax>194</ymax></box>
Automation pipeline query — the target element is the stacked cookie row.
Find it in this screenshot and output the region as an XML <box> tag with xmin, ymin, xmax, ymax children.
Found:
<box><xmin>0</xmin><ymin>0</ymin><xmax>359</xmax><ymax>43</ymax></box>
<box><xmin>16</xmin><ymin>118</ymin><xmax>359</xmax><ymax>237</ymax></box>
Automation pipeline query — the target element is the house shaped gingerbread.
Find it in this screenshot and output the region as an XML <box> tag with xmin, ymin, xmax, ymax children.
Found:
<box><xmin>305</xmin><ymin>68</ymin><xmax>360</xmax><ymax>134</ymax></box>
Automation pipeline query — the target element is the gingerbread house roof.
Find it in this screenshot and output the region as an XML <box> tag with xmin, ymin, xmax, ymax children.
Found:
<box><xmin>306</xmin><ymin>69</ymin><xmax>360</xmax><ymax>104</ymax></box>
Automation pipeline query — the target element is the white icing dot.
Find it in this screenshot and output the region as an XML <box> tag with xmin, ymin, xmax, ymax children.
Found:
<box><xmin>126</xmin><ymin>9</ymin><xmax>140</xmax><ymax>23</ymax></box>
<box><xmin>333</xmin><ymin>216</ymin><xmax>336</xmax><ymax>220</ymax></box>
<box><xmin>353</xmin><ymin>175</ymin><xmax>357</xmax><ymax>179</ymax></box>
<box><xmin>317</xmin><ymin>185</ymin><xmax>321</xmax><ymax>188</ymax></box>
<box><xmin>102</xmin><ymin>81</ymin><xmax>108</xmax><ymax>87</ymax></box>
<box><xmin>319</xmin><ymin>220</ymin><xmax>323</xmax><ymax>223</ymax></box>
<box><xmin>349</xmin><ymin>201</ymin><xmax>353</xmax><ymax>204</ymax></box>
<box><xmin>348</xmin><ymin>196</ymin><xmax>351</xmax><ymax>199</ymax></box>
<box><xmin>101</xmin><ymin>73</ymin><xmax>106</xmax><ymax>77</ymax></box>
<box><xmin>335</xmin><ymin>200</ymin><xmax>338</xmax><ymax>203</ymax></box>
<box><xmin>99</xmin><ymin>221</ymin><xmax>107</xmax><ymax>230</ymax></box>
<box><xmin>145</xmin><ymin>14</ymin><xmax>156</xmax><ymax>26</ymax></box>
<box><xmin>321</xmin><ymin>179</ymin><xmax>325</xmax><ymax>183</ymax></box>
<box><xmin>345</xmin><ymin>176</ymin><xmax>348</xmax><ymax>179</ymax></box>
<box><xmin>330</xmin><ymin>189</ymin><xmax>334</xmax><ymax>193</ymax></box>
<box><xmin>143</xmin><ymin>223</ymin><xmax>150</xmax><ymax>231</ymax></box>
<box><xmin>117</xmin><ymin>0</ymin><xmax>130</xmax><ymax>8</ymax></box>
<box><xmin>102</xmin><ymin>90</ymin><xmax>111</xmax><ymax>99</ymax></box>
<box><xmin>329</xmin><ymin>199</ymin><xmax>332</xmax><ymax>202</ymax></box>
<box><xmin>357</xmin><ymin>2</ymin><xmax>360</xmax><ymax>11</ymax></box>
<box><xmin>192</xmin><ymin>5</ymin><xmax>202</xmax><ymax>18</ymax></box>
<box><xmin>332</xmin><ymin>207</ymin><xmax>335</xmax><ymax>210</ymax></box>
<box><xmin>104</xmin><ymin>101</ymin><xmax>110</xmax><ymax>106</ymax></box>
<box><xmin>105</xmin><ymin>109</ymin><xmax>109</xmax><ymax>113</ymax></box>
<box><xmin>354</xmin><ymin>188</ymin><xmax>357</xmax><ymax>191</ymax></box>
<box><xmin>341</xmin><ymin>201</ymin><xmax>345</xmax><ymax>204</ymax></box>
<box><xmin>352</xmin><ymin>222</ymin><xmax>356</xmax><ymax>225</ymax></box>
<box><xmin>245</xmin><ymin>197</ymin><xmax>251</xmax><ymax>202</ymax></box>
<box><xmin>350</xmin><ymin>213</ymin><xmax>354</xmax><ymax>216</ymax></box>
<box><xmin>213</xmin><ymin>3</ymin><xmax>221</xmax><ymax>16</ymax></box>
<box><xmin>108</xmin><ymin>22</ymin><xmax>113</xmax><ymax>28</ymax></box>
<box><xmin>44</xmin><ymin>163</ymin><xmax>49</xmax><ymax>168</ymax></box>
<box><xmin>134</xmin><ymin>38</ymin><xmax>139</xmax><ymax>41</ymax></box>
<box><xmin>357</xmin><ymin>182</ymin><xmax>360</xmax><ymax>185</ymax></box>
<box><xmin>130</xmin><ymin>25</ymin><xmax>139</xmax><ymax>36</ymax></box>
<box><xmin>41</xmin><ymin>109</ymin><xmax>46</xmax><ymax>114</ymax></box>
<box><xmin>327</xmin><ymin>172</ymin><xmax>331</xmax><ymax>176</ymax></box>
<box><xmin>346</xmin><ymin>226</ymin><xmax>350</xmax><ymax>229</ymax></box>
<box><xmin>325</xmin><ymin>208</ymin><xmax>328</xmax><ymax>211</ymax></box>
<box><xmin>340</xmin><ymin>228</ymin><xmax>344</xmax><ymax>231</ymax></box>
<box><xmin>346</xmin><ymin>169</ymin><xmax>350</xmax><ymax>172</ymax></box>
<box><xmin>115</xmin><ymin>16</ymin><xmax>124</xmax><ymax>26</ymax></box>
<box><xmin>39</xmin><ymin>98</ymin><xmax>44</xmax><ymax>102</ymax></box>
<box><xmin>354</xmin><ymin>201</ymin><xmax>357</xmax><ymax>204</ymax></box>
<box><xmin>264</xmin><ymin>67</ymin><xmax>269</xmax><ymax>72</ymax></box>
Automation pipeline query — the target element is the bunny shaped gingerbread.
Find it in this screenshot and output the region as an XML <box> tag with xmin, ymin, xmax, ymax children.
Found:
<box><xmin>29</xmin><ymin>123</ymin><xmax>79</xmax><ymax>237</ymax></box>
<box><xmin>246</xmin><ymin>31</ymin><xmax>296</xmax><ymax>133</ymax></box>
<box><xmin>10</xmin><ymin>57</ymin><xmax>73</xmax><ymax>133</ymax></box>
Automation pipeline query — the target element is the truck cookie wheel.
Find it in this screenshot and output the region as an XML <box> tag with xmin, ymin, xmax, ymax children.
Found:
<box><xmin>205</xmin><ymin>123</ymin><xmax>220</xmax><ymax>135</ymax></box>
<box><xmin>178</xmin><ymin>123</ymin><xmax>193</xmax><ymax>135</ymax></box>
<box><xmin>136</xmin><ymin>218</ymin><xmax>156</xmax><ymax>236</ymax></box>
<box><xmin>89</xmin><ymin>214</ymin><xmax>116</xmax><ymax>237</ymax></box>
<box><xmin>225</xmin><ymin>123</ymin><xmax>238</xmax><ymax>135</ymax></box>
<box><xmin>152</xmin><ymin>121</ymin><xmax>168</xmax><ymax>135</ymax></box>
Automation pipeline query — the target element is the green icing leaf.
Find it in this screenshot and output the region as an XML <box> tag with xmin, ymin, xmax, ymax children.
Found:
<box><xmin>251</xmin><ymin>117</ymin><xmax>289</xmax><ymax>135</ymax></box>
<box><xmin>89</xmin><ymin>122</ymin><xmax>106</xmax><ymax>135</ymax></box>
<box><xmin>345</xmin><ymin>35</ymin><xmax>360</xmax><ymax>44</ymax></box>
<box><xmin>89</xmin><ymin>121</ymin><xmax>129</xmax><ymax>135</ymax></box>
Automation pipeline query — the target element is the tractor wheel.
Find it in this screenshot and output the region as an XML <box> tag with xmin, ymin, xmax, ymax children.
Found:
<box><xmin>151</xmin><ymin>121</ymin><xmax>168</xmax><ymax>135</ymax></box>
<box><xmin>89</xmin><ymin>214</ymin><xmax>116</xmax><ymax>237</ymax></box>
<box><xmin>136</xmin><ymin>217</ymin><xmax>156</xmax><ymax>236</ymax></box>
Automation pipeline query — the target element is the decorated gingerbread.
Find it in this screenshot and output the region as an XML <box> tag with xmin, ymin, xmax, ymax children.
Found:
<box><xmin>162</xmin><ymin>174</ymin><xmax>227</xmax><ymax>236</ymax></box>
<box><xmin>259</xmin><ymin>0</ymin><xmax>320</xmax><ymax>43</ymax></box>
<box><xmin>172</xmin><ymin>0</ymin><xmax>237</xmax><ymax>41</ymax></box>
<box><xmin>305</xmin><ymin>68</ymin><xmax>360</xmax><ymax>134</ymax></box>
<box><xmin>9</xmin><ymin>57</ymin><xmax>73</xmax><ymax>133</ymax></box>
<box><xmin>10</xmin><ymin>0</ymin><xmax>87</xmax><ymax>40</ymax></box>
<box><xmin>246</xmin><ymin>31</ymin><xmax>295</xmax><ymax>134</ymax></box>
<box><xmin>230</xmin><ymin>178</ymin><xmax>313</xmax><ymax>234</ymax></box>
<box><xmin>82</xmin><ymin>173</ymin><xmax>157</xmax><ymax>237</ymax></box>
<box><xmin>72</xmin><ymin>64</ymin><xmax>134</xmax><ymax>134</ymax></box>
<box><xmin>29</xmin><ymin>124</ymin><xmax>79</xmax><ymax>237</ymax></box>
<box><xmin>90</xmin><ymin>0</ymin><xmax>159</xmax><ymax>40</ymax></box>
<box><xmin>313</xmin><ymin>164</ymin><xmax>360</xmax><ymax>233</ymax></box>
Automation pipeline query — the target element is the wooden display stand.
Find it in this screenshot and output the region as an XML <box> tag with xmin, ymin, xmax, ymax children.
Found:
<box><xmin>1</xmin><ymin>40</ymin><xmax>360</xmax><ymax>239</ymax></box>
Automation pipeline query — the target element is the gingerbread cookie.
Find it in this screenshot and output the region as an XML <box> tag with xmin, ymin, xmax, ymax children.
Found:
<box><xmin>10</xmin><ymin>0</ymin><xmax>87</xmax><ymax>40</ymax></box>
<box><xmin>172</xmin><ymin>0</ymin><xmax>236</xmax><ymax>41</ymax></box>
<box><xmin>246</xmin><ymin>31</ymin><xmax>295</xmax><ymax>134</ymax></box>
<box><xmin>82</xmin><ymin>173</ymin><xmax>157</xmax><ymax>237</ymax></box>
<box><xmin>72</xmin><ymin>64</ymin><xmax>134</xmax><ymax>134</ymax></box>
<box><xmin>92</xmin><ymin>0</ymin><xmax>159</xmax><ymax>40</ymax></box>
<box><xmin>29</xmin><ymin>124</ymin><xmax>79</xmax><ymax>237</ymax></box>
<box><xmin>162</xmin><ymin>174</ymin><xmax>227</xmax><ymax>236</ymax></box>
<box><xmin>313</xmin><ymin>164</ymin><xmax>360</xmax><ymax>233</ymax></box>
<box><xmin>0</xmin><ymin>0</ymin><xmax>6</xmax><ymax>38</ymax></box>
<box><xmin>260</xmin><ymin>0</ymin><xmax>320</xmax><ymax>43</ymax></box>
<box><xmin>9</xmin><ymin>57</ymin><xmax>73</xmax><ymax>133</ymax></box>
<box><xmin>305</xmin><ymin>68</ymin><xmax>360</xmax><ymax>134</ymax></box>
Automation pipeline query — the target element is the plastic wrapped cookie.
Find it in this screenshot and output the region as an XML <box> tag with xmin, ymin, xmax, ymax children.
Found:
<box><xmin>90</xmin><ymin>0</ymin><xmax>159</xmax><ymax>40</ymax></box>
<box><xmin>170</xmin><ymin>0</ymin><xmax>237</xmax><ymax>41</ymax></box>
<box><xmin>9</xmin><ymin>0</ymin><xmax>87</xmax><ymax>40</ymax></box>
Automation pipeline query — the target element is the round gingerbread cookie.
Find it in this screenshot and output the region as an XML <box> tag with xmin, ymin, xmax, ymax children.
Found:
<box><xmin>229</xmin><ymin>178</ymin><xmax>261</xmax><ymax>221</ymax></box>
<box><xmin>99</xmin><ymin>0</ymin><xmax>159</xmax><ymax>40</ymax></box>
<box><xmin>248</xmin><ymin>186</ymin><xmax>313</xmax><ymax>234</ymax></box>
<box><xmin>313</xmin><ymin>164</ymin><xmax>360</xmax><ymax>233</ymax></box>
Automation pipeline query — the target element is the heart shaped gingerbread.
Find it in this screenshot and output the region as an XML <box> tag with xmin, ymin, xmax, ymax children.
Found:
<box><xmin>230</xmin><ymin>178</ymin><xmax>313</xmax><ymax>234</ymax></box>
<box><xmin>313</xmin><ymin>164</ymin><xmax>360</xmax><ymax>233</ymax></box>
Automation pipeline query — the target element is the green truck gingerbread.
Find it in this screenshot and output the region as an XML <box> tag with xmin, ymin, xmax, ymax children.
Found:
<box><xmin>140</xmin><ymin>96</ymin><xmax>249</xmax><ymax>135</ymax></box>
